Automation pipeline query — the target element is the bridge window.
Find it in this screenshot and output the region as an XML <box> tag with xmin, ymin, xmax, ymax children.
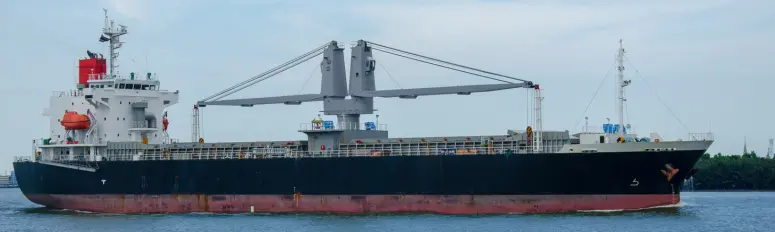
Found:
<box><xmin>142</xmin><ymin>85</ymin><xmax>150</xmax><ymax>90</ymax></box>
<box><xmin>119</xmin><ymin>84</ymin><xmax>125</xmax><ymax>89</ymax></box>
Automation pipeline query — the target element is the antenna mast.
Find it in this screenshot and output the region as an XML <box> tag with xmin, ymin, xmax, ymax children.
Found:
<box><xmin>100</xmin><ymin>9</ymin><xmax>128</xmax><ymax>79</ymax></box>
<box><xmin>616</xmin><ymin>39</ymin><xmax>631</xmax><ymax>139</ymax></box>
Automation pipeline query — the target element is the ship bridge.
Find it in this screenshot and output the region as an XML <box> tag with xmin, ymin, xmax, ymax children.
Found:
<box><xmin>195</xmin><ymin>40</ymin><xmax>539</xmax><ymax>152</ymax></box>
<box><xmin>86</xmin><ymin>72</ymin><xmax>161</xmax><ymax>91</ymax></box>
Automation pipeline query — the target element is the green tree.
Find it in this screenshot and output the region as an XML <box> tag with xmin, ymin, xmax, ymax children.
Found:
<box><xmin>690</xmin><ymin>152</ymin><xmax>775</xmax><ymax>190</ymax></box>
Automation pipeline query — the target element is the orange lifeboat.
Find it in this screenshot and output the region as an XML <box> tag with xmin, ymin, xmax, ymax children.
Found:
<box><xmin>61</xmin><ymin>110</ymin><xmax>90</xmax><ymax>130</ymax></box>
<box><xmin>162</xmin><ymin>111</ymin><xmax>169</xmax><ymax>131</ymax></box>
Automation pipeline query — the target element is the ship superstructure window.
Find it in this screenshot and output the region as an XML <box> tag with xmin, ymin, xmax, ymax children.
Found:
<box><xmin>119</xmin><ymin>84</ymin><xmax>125</xmax><ymax>89</ymax></box>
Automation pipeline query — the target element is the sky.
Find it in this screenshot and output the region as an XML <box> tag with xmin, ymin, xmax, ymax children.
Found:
<box><xmin>0</xmin><ymin>0</ymin><xmax>773</xmax><ymax>171</ymax></box>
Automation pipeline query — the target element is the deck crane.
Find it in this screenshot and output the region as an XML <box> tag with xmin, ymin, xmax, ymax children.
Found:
<box><xmin>192</xmin><ymin>40</ymin><xmax>539</xmax><ymax>149</ymax></box>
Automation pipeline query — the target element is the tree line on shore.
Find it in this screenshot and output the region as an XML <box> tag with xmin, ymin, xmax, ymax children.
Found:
<box><xmin>689</xmin><ymin>152</ymin><xmax>775</xmax><ymax>190</ymax></box>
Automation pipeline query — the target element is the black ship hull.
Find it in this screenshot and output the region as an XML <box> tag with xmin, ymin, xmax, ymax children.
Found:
<box><xmin>13</xmin><ymin>150</ymin><xmax>704</xmax><ymax>214</ymax></box>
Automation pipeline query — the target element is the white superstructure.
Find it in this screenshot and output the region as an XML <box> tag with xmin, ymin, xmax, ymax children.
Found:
<box><xmin>33</xmin><ymin>10</ymin><xmax>178</xmax><ymax>165</ymax></box>
<box><xmin>46</xmin><ymin>75</ymin><xmax>178</xmax><ymax>145</ymax></box>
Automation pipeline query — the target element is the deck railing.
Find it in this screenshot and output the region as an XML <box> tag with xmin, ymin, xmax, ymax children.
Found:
<box><xmin>299</xmin><ymin>122</ymin><xmax>388</xmax><ymax>131</ymax></box>
<box><xmin>95</xmin><ymin>144</ymin><xmax>565</xmax><ymax>162</ymax></box>
<box><xmin>52</xmin><ymin>90</ymin><xmax>84</xmax><ymax>98</ymax></box>
<box><xmin>687</xmin><ymin>133</ymin><xmax>714</xmax><ymax>141</ymax></box>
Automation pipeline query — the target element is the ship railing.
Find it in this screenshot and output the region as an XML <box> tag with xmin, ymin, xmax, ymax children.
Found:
<box><xmin>88</xmin><ymin>73</ymin><xmax>108</xmax><ymax>80</ymax></box>
<box><xmin>300</xmin><ymin>122</ymin><xmax>388</xmax><ymax>131</ymax></box>
<box><xmin>30</xmin><ymin>139</ymin><xmax>46</xmax><ymax>162</ymax></box>
<box><xmin>286</xmin><ymin>145</ymin><xmax>552</xmax><ymax>158</ymax></box>
<box><xmin>581</xmin><ymin>126</ymin><xmax>603</xmax><ymax>133</ymax></box>
<box><xmin>34</xmin><ymin>155</ymin><xmax>100</xmax><ymax>172</ymax></box>
<box><xmin>52</xmin><ymin>90</ymin><xmax>85</xmax><ymax>98</ymax></box>
<box><xmin>110</xmin><ymin>72</ymin><xmax>159</xmax><ymax>81</ymax></box>
<box><xmin>14</xmin><ymin>156</ymin><xmax>32</xmax><ymax>162</ymax></box>
<box><xmin>97</xmin><ymin>144</ymin><xmax>567</xmax><ymax>161</ymax></box>
<box><xmin>88</xmin><ymin>73</ymin><xmax>158</xmax><ymax>81</ymax></box>
<box><xmin>131</xmin><ymin>121</ymin><xmax>154</xmax><ymax>129</ymax></box>
<box><xmin>687</xmin><ymin>133</ymin><xmax>714</xmax><ymax>141</ymax></box>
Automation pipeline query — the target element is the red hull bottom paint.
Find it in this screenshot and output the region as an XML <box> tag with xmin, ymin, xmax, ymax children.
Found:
<box><xmin>25</xmin><ymin>194</ymin><xmax>680</xmax><ymax>214</ymax></box>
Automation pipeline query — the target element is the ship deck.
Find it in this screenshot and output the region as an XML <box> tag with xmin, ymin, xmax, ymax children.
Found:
<box><xmin>26</xmin><ymin>130</ymin><xmax>572</xmax><ymax>162</ymax></box>
<box><xmin>22</xmin><ymin>131</ymin><xmax>713</xmax><ymax>164</ymax></box>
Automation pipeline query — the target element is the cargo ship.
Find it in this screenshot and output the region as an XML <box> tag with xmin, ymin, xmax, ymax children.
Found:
<box><xmin>0</xmin><ymin>171</ymin><xmax>18</xmax><ymax>188</ymax></box>
<box><xmin>13</xmin><ymin>11</ymin><xmax>713</xmax><ymax>214</ymax></box>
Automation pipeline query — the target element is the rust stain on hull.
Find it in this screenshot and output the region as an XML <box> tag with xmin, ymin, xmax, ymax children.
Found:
<box><xmin>23</xmin><ymin>194</ymin><xmax>680</xmax><ymax>214</ymax></box>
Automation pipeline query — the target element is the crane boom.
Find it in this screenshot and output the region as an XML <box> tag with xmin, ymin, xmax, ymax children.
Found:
<box><xmin>194</xmin><ymin>39</ymin><xmax>537</xmax><ymax>143</ymax></box>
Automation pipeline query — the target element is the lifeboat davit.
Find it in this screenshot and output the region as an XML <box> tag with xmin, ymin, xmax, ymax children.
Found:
<box><xmin>61</xmin><ymin>110</ymin><xmax>90</xmax><ymax>130</ymax></box>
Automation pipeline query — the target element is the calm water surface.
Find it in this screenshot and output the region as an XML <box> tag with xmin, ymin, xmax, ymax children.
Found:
<box><xmin>1</xmin><ymin>189</ymin><xmax>773</xmax><ymax>232</ymax></box>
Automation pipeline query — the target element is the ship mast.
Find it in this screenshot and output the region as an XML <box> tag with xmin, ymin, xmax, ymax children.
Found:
<box><xmin>616</xmin><ymin>39</ymin><xmax>631</xmax><ymax>139</ymax></box>
<box><xmin>100</xmin><ymin>9</ymin><xmax>128</xmax><ymax>78</ymax></box>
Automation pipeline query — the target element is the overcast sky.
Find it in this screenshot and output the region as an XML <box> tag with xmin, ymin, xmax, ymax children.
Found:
<box><xmin>1</xmin><ymin>0</ymin><xmax>773</xmax><ymax>171</ymax></box>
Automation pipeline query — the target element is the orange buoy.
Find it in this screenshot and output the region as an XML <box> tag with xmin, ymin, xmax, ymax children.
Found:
<box><xmin>61</xmin><ymin>110</ymin><xmax>90</xmax><ymax>130</ymax></box>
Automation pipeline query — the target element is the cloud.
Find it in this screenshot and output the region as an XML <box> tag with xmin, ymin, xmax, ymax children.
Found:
<box><xmin>347</xmin><ymin>0</ymin><xmax>734</xmax><ymax>46</ymax></box>
<box><xmin>107</xmin><ymin>0</ymin><xmax>149</xmax><ymax>21</ymax></box>
<box><xmin>106</xmin><ymin>0</ymin><xmax>187</xmax><ymax>22</ymax></box>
